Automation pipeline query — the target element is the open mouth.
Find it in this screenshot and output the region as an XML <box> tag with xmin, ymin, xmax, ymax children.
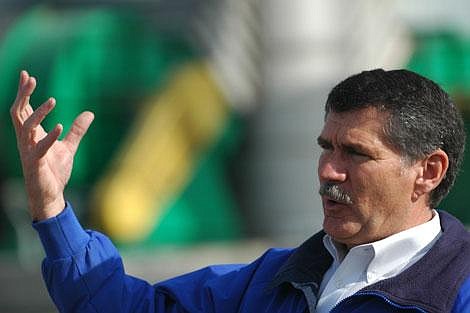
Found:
<box><xmin>324</xmin><ymin>197</ymin><xmax>349</xmax><ymax>209</ymax></box>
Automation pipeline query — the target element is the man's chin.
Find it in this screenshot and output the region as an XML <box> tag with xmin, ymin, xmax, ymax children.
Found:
<box><xmin>323</xmin><ymin>218</ymin><xmax>358</xmax><ymax>241</ymax></box>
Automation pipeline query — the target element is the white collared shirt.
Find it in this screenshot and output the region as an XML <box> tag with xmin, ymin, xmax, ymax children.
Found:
<box><xmin>315</xmin><ymin>211</ymin><xmax>442</xmax><ymax>313</ymax></box>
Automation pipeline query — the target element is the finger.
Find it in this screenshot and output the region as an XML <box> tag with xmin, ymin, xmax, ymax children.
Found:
<box><xmin>10</xmin><ymin>71</ymin><xmax>29</xmax><ymax>127</ymax></box>
<box><xmin>17</xmin><ymin>75</ymin><xmax>36</xmax><ymax>108</ymax></box>
<box><xmin>35</xmin><ymin>124</ymin><xmax>63</xmax><ymax>158</ymax></box>
<box><xmin>17</xmin><ymin>70</ymin><xmax>28</xmax><ymax>90</ymax></box>
<box><xmin>12</xmin><ymin>71</ymin><xmax>29</xmax><ymax>109</ymax></box>
<box><xmin>23</xmin><ymin>98</ymin><xmax>56</xmax><ymax>136</ymax></box>
<box><xmin>14</xmin><ymin>70</ymin><xmax>29</xmax><ymax>101</ymax></box>
<box><xmin>11</xmin><ymin>75</ymin><xmax>37</xmax><ymax>124</ymax></box>
<box><xmin>19</xmin><ymin>76</ymin><xmax>36</xmax><ymax>113</ymax></box>
<box><xmin>63</xmin><ymin>111</ymin><xmax>95</xmax><ymax>155</ymax></box>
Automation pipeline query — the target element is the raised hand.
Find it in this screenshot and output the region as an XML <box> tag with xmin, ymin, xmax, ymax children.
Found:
<box><xmin>10</xmin><ymin>71</ymin><xmax>94</xmax><ymax>221</ymax></box>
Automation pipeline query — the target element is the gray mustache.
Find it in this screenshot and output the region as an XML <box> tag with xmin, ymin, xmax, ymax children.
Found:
<box><xmin>319</xmin><ymin>183</ymin><xmax>353</xmax><ymax>205</ymax></box>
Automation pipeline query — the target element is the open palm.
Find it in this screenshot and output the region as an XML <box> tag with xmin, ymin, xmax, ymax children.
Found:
<box><xmin>10</xmin><ymin>71</ymin><xmax>94</xmax><ymax>220</ymax></box>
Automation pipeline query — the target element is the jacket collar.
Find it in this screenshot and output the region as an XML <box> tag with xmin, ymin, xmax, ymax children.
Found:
<box><xmin>268</xmin><ymin>230</ymin><xmax>332</xmax><ymax>293</ymax></box>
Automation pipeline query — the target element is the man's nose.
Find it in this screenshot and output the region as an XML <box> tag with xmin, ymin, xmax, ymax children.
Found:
<box><xmin>318</xmin><ymin>156</ymin><xmax>347</xmax><ymax>183</ymax></box>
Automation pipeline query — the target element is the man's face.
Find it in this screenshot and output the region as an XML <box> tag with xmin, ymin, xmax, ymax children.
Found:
<box><xmin>317</xmin><ymin>107</ymin><xmax>422</xmax><ymax>247</ymax></box>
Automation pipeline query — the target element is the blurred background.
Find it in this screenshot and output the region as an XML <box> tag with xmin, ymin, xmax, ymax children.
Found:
<box><xmin>1</xmin><ymin>0</ymin><xmax>470</xmax><ymax>311</ymax></box>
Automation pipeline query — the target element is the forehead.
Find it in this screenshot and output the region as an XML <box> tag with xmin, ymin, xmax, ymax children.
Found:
<box><xmin>321</xmin><ymin>107</ymin><xmax>389</xmax><ymax>145</ymax></box>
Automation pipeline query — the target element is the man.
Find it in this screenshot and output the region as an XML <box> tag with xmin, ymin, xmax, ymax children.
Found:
<box><xmin>10</xmin><ymin>69</ymin><xmax>470</xmax><ymax>312</ymax></box>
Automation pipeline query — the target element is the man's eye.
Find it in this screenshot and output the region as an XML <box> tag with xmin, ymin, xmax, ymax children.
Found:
<box><xmin>346</xmin><ymin>147</ymin><xmax>369</xmax><ymax>158</ymax></box>
<box><xmin>319</xmin><ymin>144</ymin><xmax>333</xmax><ymax>151</ymax></box>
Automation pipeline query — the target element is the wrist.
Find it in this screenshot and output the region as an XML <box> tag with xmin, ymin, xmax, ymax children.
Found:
<box><xmin>30</xmin><ymin>196</ymin><xmax>66</xmax><ymax>221</ymax></box>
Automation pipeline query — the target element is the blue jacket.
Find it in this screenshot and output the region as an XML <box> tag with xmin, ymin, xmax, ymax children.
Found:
<box><xmin>34</xmin><ymin>203</ymin><xmax>470</xmax><ymax>312</ymax></box>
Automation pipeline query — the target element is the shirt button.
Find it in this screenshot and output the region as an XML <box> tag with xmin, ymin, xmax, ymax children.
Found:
<box><xmin>367</xmin><ymin>273</ymin><xmax>374</xmax><ymax>281</ymax></box>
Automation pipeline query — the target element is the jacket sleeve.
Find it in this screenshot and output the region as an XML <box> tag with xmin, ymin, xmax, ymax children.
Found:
<box><xmin>451</xmin><ymin>275</ymin><xmax>470</xmax><ymax>313</ymax></box>
<box><xmin>33</xmin><ymin>202</ymin><xmax>261</xmax><ymax>313</ymax></box>
<box><xmin>33</xmin><ymin>202</ymin><xmax>163</xmax><ymax>312</ymax></box>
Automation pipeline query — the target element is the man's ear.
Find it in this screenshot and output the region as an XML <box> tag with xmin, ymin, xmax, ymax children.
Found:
<box><xmin>413</xmin><ymin>149</ymin><xmax>449</xmax><ymax>200</ymax></box>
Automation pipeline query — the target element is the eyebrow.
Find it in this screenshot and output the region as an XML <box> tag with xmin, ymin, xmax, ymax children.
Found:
<box><xmin>316</xmin><ymin>136</ymin><xmax>331</xmax><ymax>148</ymax></box>
<box><xmin>316</xmin><ymin>136</ymin><xmax>371</xmax><ymax>154</ymax></box>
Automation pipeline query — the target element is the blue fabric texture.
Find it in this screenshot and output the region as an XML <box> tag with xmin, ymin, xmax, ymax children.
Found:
<box><xmin>33</xmin><ymin>203</ymin><xmax>470</xmax><ymax>313</ymax></box>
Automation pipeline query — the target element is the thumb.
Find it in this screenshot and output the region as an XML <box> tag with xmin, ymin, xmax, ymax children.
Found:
<box><xmin>63</xmin><ymin>111</ymin><xmax>95</xmax><ymax>155</ymax></box>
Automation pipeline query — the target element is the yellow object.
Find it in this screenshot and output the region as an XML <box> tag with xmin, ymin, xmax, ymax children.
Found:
<box><xmin>92</xmin><ymin>62</ymin><xmax>229</xmax><ymax>242</ymax></box>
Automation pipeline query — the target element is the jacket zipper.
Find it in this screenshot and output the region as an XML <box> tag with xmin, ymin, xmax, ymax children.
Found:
<box><xmin>328</xmin><ymin>290</ymin><xmax>428</xmax><ymax>313</ymax></box>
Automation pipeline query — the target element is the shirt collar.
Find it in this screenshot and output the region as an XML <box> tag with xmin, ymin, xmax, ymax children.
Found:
<box><xmin>323</xmin><ymin>210</ymin><xmax>442</xmax><ymax>283</ymax></box>
<box><xmin>323</xmin><ymin>235</ymin><xmax>348</xmax><ymax>264</ymax></box>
